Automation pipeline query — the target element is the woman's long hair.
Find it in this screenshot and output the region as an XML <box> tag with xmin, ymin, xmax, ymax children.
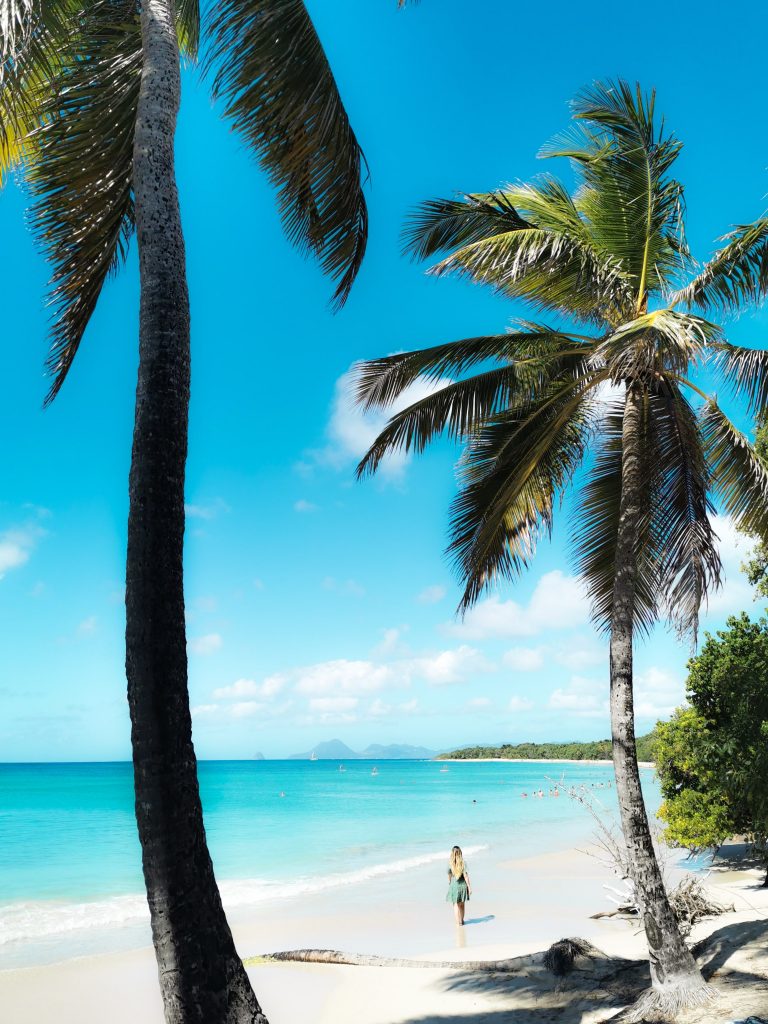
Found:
<box><xmin>449</xmin><ymin>846</ymin><xmax>465</xmax><ymax>879</ymax></box>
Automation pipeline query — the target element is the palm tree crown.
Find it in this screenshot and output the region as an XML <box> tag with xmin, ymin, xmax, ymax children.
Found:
<box><xmin>357</xmin><ymin>81</ymin><xmax>768</xmax><ymax>639</ymax></box>
<box><xmin>0</xmin><ymin>0</ymin><xmax>372</xmax><ymax>401</ymax></box>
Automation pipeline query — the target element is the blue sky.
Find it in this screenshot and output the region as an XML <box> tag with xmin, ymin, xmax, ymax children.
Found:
<box><xmin>2</xmin><ymin>0</ymin><xmax>768</xmax><ymax>760</ymax></box>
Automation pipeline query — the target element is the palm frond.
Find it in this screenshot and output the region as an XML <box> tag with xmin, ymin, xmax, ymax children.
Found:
<box><xmin>700</xmin><ymin>400</ymin><xmax>768</xmax><ymax>540</ymax></box>
<box><xmin>448</xmin><ymin>370</ymin><xmax>606</xmax><ymax>609</ymax></box>
<box><xmin>25</xmin><ymin>0</ymin><xmax>140</xmax><ymax>403</ymax></box>
<box><xmin>357</xmin><ymin>366</ymin><xmax>530</xmax><ymax>478</ymax></box>
<box><xmin>595</xmin><ymin>308</ymin><xmax>722</xmax><ymax>379</ymax></box>
<box><xmin>671</xmin><ymin>219</ymin><xmax>768</xmax><ymax>311</ymax></box>
<box><xmin>354</xmin><ymin>324</ymin><xmax>591</xmax><ymax>411</ymax></box>
<box><xmin>711</xmin><ymin>341</ymin><xmax>768</xmax><ymax>418</ymax></box>
<box><xmin>572</xmin><ymin>393</ymin><xmax>660</xmax><ymax>636</ymax></box>
<box><xmin>426</xmin><ymin>222</ymin><xmax>628</xmax><ymax>325</ymax></box>
<box><xmin>565</xmin><ymin>80</ymin><xmax>687</xmax><ymax>304</ymax></box>
<box><xmin>646</xmin><ymin>381</ymin><xmax>720</xmax><ymax>640</ymax></box>
<box><xmin>0</xmin><ymin>0</ymin><xmax>73</xmax><ymax>185</ymax></box>
<box><xmin>176</xmin><ymin>0</ymin><xmax>200</xmax><ymax>59</ymax></box>
<box><xmin>402</xmin><ymin>192</ymin><xmax>531</xmax><ymax>262</ymax></box>
<box><xmin>204</xmin><ymin>0</ymin><xmax>368</xmax><ymax>309</ymax></box>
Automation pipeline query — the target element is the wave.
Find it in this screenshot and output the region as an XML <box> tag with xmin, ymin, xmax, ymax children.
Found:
<box><xmin>0</xmin><ymin>843</ymin><xmax>488</xmax><ymax>947</ymax></box>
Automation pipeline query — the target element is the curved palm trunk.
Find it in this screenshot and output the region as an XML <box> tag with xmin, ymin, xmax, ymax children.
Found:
<box><xmin>609</xmin><ymin>384</ymin><xmax>710</xmax><ymax>1018</ymax></box>
<box><xmin>127</xmin><ymin>2</ymin><xmax>267</xmax><ymax>1020</ymax></box>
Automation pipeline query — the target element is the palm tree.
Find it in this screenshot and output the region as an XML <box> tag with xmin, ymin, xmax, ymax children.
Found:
<box><xmin>0</xmin><ymin>0</ymin><xmax>398</xmax><ymax>1019</ymax></box>
<box><xmin>355</xmin><ymin>80</ymin><xmax>768</xmax><ymax>1018</ymax></box>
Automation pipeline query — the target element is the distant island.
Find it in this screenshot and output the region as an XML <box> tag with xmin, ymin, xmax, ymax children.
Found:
<box><xmin>288</xmin><ymin>739</ymin><xmax>438</xmax><ymax>760</ymax></box>
<box><xmin>438</xmin><ymin>729</ymin><xmax>658</xmax><ymax>763</ymax></box>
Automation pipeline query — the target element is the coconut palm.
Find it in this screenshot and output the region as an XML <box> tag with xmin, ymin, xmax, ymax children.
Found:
<box><xmin>0</xmin><ymin>0</ymin><xmax>395</xmax><ymax>1019</ymax></box>
<box><xmin>355</xmin><ymin>80</ymin><xmax>768</xmax><ymax>1017</ymax></box>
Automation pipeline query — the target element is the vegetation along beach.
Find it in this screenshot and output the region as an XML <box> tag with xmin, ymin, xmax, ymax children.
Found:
<box><xmin>2</xmin><ymin>1</ymin><xmax>768</xmax><ymax>1022</ymax></box>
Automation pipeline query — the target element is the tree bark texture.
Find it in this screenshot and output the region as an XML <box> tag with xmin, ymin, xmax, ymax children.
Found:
<box><xmin>609</xmin><ymin>384</ymin><xmax>710</xmax><ymax>1018</ymax></box>
<box><xmin>126</xmin><ymin>2</ymin><xmax>267</xmax><ymax>1020</ymax></box>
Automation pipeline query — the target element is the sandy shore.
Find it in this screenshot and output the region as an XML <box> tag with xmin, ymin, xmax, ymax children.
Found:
<box><xmin>2</xmin><ymin>839</ymin><xmax>766</xmax><ymax>1023</ymax></box>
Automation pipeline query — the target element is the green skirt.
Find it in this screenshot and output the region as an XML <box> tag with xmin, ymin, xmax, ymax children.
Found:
<box><xmin>446</xmin><ymin>876</ymin><xmax>469</xmax><ymax>903</ymax></box>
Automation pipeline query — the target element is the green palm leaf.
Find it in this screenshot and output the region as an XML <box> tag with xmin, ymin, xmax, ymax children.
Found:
<box><xmin>672</xmin><ymin>220</ymin><xmax>768</xmax><ymax>311</ymax></box>
<box><xmin>558</xmin><ymin>80</ymin><xmax>687</xmax><ymax>306</ymax></box>
<box><xmin>354</xmin><ymin>325</ymin><xmax>590</xmax><ymax>411</ymax></box>
<box><xmin>402</xmin><ymin>192</ymin><xmax>531</xmax><ymax>262</ymax></box>
<box><xmin>595</xmin><ymin>309</ymin><xmax>722</xmax><ymax>378</ymax></box>
<box><xmin>448</xmin><ymin>370</ymin><xmax>605</xmax><ymax>609</ymax></box>
<box><xmin>645</xmin><ymin>382</ymin><xmax>721</xmax><ymax>640</ymax></box>
<box><xmin>25</xmin><ymin>0</ymin><xmax>140</xmax><ymax>402</ymax></box>
<box><xmin>700</xmin><ymin>401</ymin><xmax>768</xmax><ymax>539</ymax></box>
<box><xmin>204</xmin><ymin>0</ymin><xmax>368</xmax><ymax>309</ymax></box>
<box><xmin>711</xmin><ymin>341</ymin><xmax>768</xmax><ymax>418</ymax></box>
<box><xmin>0</xmin><ymin>0</ymin><xmax>73</xmax><ymax>185</ymax></box>
<box><xmin>572</xmin><ymin>396</ymin><xmax>659</xmax><ymax>636</ymax></box>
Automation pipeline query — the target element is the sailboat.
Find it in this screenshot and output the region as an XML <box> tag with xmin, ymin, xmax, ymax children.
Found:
<box><xmin>309</xmin><ymin>751</ymin><xmax>318</xmax><ymax>762</ymax></box>
<box><xmin>371</xmin><ymin>766</ymin><xmax>379</xmax><ymax>776</ymax></box>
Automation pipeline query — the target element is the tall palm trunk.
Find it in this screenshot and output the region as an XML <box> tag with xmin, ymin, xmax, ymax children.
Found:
<box><xmin>609</xmin><ymin>383</ymin><xmax>710</xmax><ymax>1017</ymax></box>
<box><xmin>126</xmin><ymin>2</ymin><xmax>267</xmax><ymax>1020</ymax></box>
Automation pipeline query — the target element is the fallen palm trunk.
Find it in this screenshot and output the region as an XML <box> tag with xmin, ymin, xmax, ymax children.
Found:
<box><xmin>244</xmin><ymin>937</ymin><xmax>630</xmax><ymax>980</ymax></box>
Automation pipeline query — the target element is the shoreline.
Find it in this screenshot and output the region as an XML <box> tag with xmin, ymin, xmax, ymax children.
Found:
<box><xmin>2</xmin><ymin>836</ymin><xmax>766</xmax><ymax>1024</ymax></box>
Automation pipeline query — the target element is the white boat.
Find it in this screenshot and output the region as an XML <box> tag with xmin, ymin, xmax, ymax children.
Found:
<box><xmin>338</xmin><ymin>764</ymin><xmax>346</xmax><ymax>772</ymax></box>
<box><xmin>371</xmin><ymin>766</ymin><xmax>379</xmax><ymax>776</ymax></box>
<box><xmin>310</xmin><ymin>752</ymin><xmax>318</xmax><ymax>761</ymax></box>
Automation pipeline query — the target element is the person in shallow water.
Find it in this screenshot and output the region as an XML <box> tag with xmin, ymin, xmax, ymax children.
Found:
<box><xmin>446</xmin><ymin>845</ymin><xmax>471</xmax><ymax>926</ymax></box>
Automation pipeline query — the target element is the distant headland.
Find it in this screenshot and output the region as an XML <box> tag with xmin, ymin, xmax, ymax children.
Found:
<box><xmin>288</xmin><ymin>739</ymin><xmax>438</xmax><ymax>760</ymax></box>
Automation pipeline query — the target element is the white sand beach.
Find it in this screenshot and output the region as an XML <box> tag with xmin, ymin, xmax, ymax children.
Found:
<box><xmin>3</xmin><ymin>835</ymin><xmax>767</xmax><ymax>1024</ymax></box>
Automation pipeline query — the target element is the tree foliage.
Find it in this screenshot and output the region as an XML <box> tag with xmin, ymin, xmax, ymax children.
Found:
<box><xmin>656</xmin><ymin>613</ymin><xmax>768</xmax><ymax>859</ymax></box>
<box><xmin>441</xmin><ymin>730</ymin><xmax>658</xmax><ymax>762</ymax></box>
<box><xmin>356</xmin><ymin>80</ymin><xmax>768</xmax><ymax>641</ymax></box>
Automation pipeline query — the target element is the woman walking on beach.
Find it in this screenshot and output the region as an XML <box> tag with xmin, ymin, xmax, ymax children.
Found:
<box><xmin>446</xmin><ymin>845</ymin><xmax>471</xmax><ymax>925</ymax></box>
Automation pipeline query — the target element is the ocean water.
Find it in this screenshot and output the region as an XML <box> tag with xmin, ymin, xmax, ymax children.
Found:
<box><xmin>0</xmin><ymin>759</ymin><xmax>659</xmax><ymax>967</ymax></box>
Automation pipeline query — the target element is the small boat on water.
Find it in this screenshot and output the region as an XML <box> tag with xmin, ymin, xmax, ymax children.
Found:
<box><xmin>371</xmin><ymin>766</ymin><xmax>379</xmax><ymax>776</ymax></box>
<box><xmin>338</xmin><ymin>764</ymin><xmax>346</xmax><ymax>772</ymax></box>
<box><xmin>439</xmin><ymin>768</ymin><xmax>449</xmax><ymax>773</ymax></box>
<box><xmin>309</xmin><ymin>752</ymin><xmax>318</xmax><ymax>761</ymax></box>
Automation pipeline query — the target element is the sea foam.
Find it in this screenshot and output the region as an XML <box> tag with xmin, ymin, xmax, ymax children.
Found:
<box><xmin>0</xmin><ymin>844</ymin><xmax>488</xmax><ymax>947</ymax></box>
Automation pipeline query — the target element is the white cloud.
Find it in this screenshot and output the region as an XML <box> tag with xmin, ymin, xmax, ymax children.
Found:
<box><xmin>302</xmin><ymin>367</ymin><xmax>450</xmax><ymax>482</ymax></box>
<box><xmin>417</xmin><ymin>584</ymin><xmax>446</xmax><ymax>605</ymax></box>
<box><xmin>294</xmin><ymin>499</ymin><xmax>318</xmax><ymax>513</ymax></box>
<box><xmin>295</xmin><ymin>659</ymin><xmax>395</xmax><ymax>695</ymax></box>
<box><xmin>77</xmin><ymin>616</ymin><xmax>97</xmax><ymax>636</ymax></box>
<box><xmin>467</xmin><ymin>696</ymin><xmax>491</xmax><ymax>709</ymax></box>
<box><xmin>548</xmin><ymin>675</ymin><xmax>607</xmax><ymax>718</ymax></box>
<box><xmin>702</xmin><ymin>514</ymin><xmax>756</xmax><ymax>618</ymax></box>
<box><xmin>191</xmin><ymin>704</ymin><xmax>219</xmax><ymax>718</ymax></box>
<box><xmin>185</xmin><ymin>498</ymin><xmax>230</xmax><ymax>520</ymax></box>
<box><xmin>189</xmin><ymin>633</ymin><xmax>222</xmax><ymax>656</ymax></box>
<box><xmin>508</xmin><ymin>696</ymin><xmax>534</xmax><ymax>712</ymax></box>
<box><xmin>213</xmin><ymin>675</ymin><xmax>285</xmax><ymax>700</ymax></box>
<box><xmin>634</xmin><ymin>666</ymin><xmax>685</xmax><ymax>720</ymax></box>
<box><xmin>503</xmin><ymin>647</ymin><xmax>544</xmax><ymax>671</ymax></box>
<box><xmin>0</xmin><ymin>522</ymin><xmax>45</xmax><ymax>580</ymax></box>
<box><xmin>373</xmin><ymin>627</ymin><xmax>410</xmax><ymax>657</ymax></box>
<box><xmin>368</xmin><ymin>697</ymin><xmax>420</xmax><ymax>718</ymax></box>
<box><xmin>231</xmin><ymin>701</ymin><xmax>266</xmax><ymax>719</ymax></box>
<box><xmin>446</xmin><ymin>571</ymin><xmax>589</xmax><ymax>640</ymax></box>
<box><xmin>410</xmin><ymin>645</ymin><xmax>493</xmax><ymax>686</ymax></box>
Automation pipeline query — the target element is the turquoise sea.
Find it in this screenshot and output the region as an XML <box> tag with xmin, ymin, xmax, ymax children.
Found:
<box><xmin>0</xmin><ymin>759</ymin><xmax>660</xmax><ymax>967</ymax></box>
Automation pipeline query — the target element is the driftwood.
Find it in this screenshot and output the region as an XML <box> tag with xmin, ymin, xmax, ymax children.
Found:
<box><xmin>589</xmin><ymin>875</ymin><xmax>733</xmax><ymax>935</ymax></box>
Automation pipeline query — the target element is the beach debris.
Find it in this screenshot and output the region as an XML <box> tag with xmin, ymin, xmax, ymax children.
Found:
<box><xmin>542</xmin><ymin>937</ymin><xmax>595</xmax><ymax>978</ymax></box>
<box><xmin>668</xmin><ymin>875</ymin><xmax>734</xmax><ymax>935</ymax></box>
